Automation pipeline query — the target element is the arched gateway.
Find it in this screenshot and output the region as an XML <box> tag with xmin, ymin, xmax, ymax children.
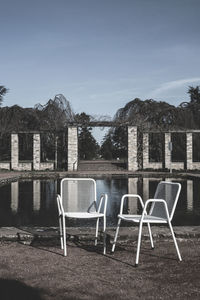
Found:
<box><xmin>0</xmin><ymin>124</ymin><xmax>200</xmax><ymax>171</ymax></box>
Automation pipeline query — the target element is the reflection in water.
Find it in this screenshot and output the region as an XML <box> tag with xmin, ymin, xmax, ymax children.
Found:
<box><xmin>127</xmin><ymin>178</ymin><xmax>138</xmax><ymax>214</ymax></box>
<box><xmin>187</xmin><ymin>180</ymin><xmax>193</xmax><ymax>211</ymax></box>
<box><xmin>33</xmin><ymin>180</ymin><xmax>40</xmax><ymax>211</ymax></box>
<box><xmin>0</xmin><ymin>176</ymin><xmax>199</xmax><ymax>226</ymax></box>
<box><xmin>11</xmin><ymin>181</ymin><xmax>18</xmax><ymax>213</ymax></box>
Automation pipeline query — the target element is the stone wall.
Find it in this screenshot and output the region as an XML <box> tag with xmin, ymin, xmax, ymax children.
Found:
<box><xmin>143</xmin><ymin>133</ymin><xmax>162</xmax><ymax>169</ymax></box>
<box><xmin>186</xmin><ymin>133</ymin><xmax>200</xmax><ymax>170</ymax></box>
<box><xmin>0</xmin><ymin>162</ymin><xmax>10</xmax><ymax>170</ymax></box>
<box><xmin>67</xmin><ymin>127</ymin><xmax>78</xmax><ymax>171</ymax></box>
<box><xmin>33</xmin><ymin>134</ymin><xmax>54</xmax><ymax>171</ymax></box>
<box><xmin>128</xmin><ymin>126</ymin><xmax>138</xmax><ymax>171</ymax></box>
<box><xmin>11</xmin><ymin>134</ymin><xmax>32</xmax><ymax>171</ymax></box>
<box><xmin>164</xmin><ymin>132</ymin><xmax>184</xmax><ymax>170</ymax></box>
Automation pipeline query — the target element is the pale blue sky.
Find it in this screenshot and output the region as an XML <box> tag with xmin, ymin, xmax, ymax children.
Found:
<box><xmin>1</xmin><ymin>0</ymin><xmax>200</xmax><ymax>119</ymax></box>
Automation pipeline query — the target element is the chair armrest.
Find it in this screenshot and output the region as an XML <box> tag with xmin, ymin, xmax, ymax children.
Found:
<box><xmin>87</xmin><ymin>201</ymin><xmax>98</xmax><ymax>212</ymax></box>
<box><xmin>57</xmin><ymin>194</ymin><xmax>64</xmax><ymax>216</ymax></box>
<box><xmin>141</xmin><ymin>199</ymin><xmax>170</xmax><ymax>221</ymax></box>
<box><xmin>120</xmin><ymin>194</ymin><xmax>144</xmax><ymax>215</ymax></box>
<box><xmin>97</xmin><ymin>193</ymin><xmax>108</xmax><ymax>215</ymax></box>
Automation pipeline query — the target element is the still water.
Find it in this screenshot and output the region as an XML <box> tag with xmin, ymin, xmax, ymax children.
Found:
<box><xmin>0</xmin><ymin>176</ymin><xmax>199</xmax><ymax>227</ymax></box>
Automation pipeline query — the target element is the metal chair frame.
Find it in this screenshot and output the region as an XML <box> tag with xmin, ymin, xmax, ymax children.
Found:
<box><xmin>57</xmin><ymin>178</ymin><xmax>107</xmax><ymax>256</ymax></box>
<box><xmin>112</xmin><ymin>181</ymin><xmax>182</xmax><ymax>266</ymax></box>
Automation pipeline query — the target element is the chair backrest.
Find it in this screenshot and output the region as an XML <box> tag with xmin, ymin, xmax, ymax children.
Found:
<box><xmin>149</xmin><ymin>181</ymin><xmax>181</xmax><ymax>220</ymax></box>
<box><xmin>60</xmin><ymin>178</ymin><xmax>97</xmax><ymax>212</ymax></box>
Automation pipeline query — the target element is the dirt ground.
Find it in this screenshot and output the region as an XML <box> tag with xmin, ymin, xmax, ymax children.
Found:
<box><xmin>0</xmin><ymin>239</ymin><xmax>200</xmax><ymax>300</ymax></box>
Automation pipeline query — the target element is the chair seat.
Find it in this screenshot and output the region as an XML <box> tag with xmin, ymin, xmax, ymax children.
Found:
<box><xmin>64</xmin><ymin>212</ymin><xmax>104</xmax><ymax>219</ymax></box>
<box><xmin>118</xmin><ymin>214</ymin><xmax>167</xmax><ymax>223</ymax></box>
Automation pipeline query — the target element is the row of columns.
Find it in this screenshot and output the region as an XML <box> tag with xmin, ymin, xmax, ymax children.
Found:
<box><xmin>0</xmin><ymin>127</ymin><xmax>200</xmax><ymax>171</ymax></box>
<box><xmin>128</xmin><ymin>128</ymin><xmax>200</xmax><ymax>171</ymax></box>
<box><xmin>11</xmin><ymin>180</ymin><xmax>42</xmax><ymax>213</ymax></box>
<box><xmin>141</xmin><ymin>131</ymin><xmax>200</xmax><ymax>170</ymax></box>
<box><xmin>10</xmin><ymin>133</ymin><xmax>54</xmax><ymax>171</ymax></box>
<box><xmin>0</xmin><ymin>130</ymin><xmax>77</xmax><ymax>171</ymax></box>
<box><xmin>10</xmin><ymin>178</ymin><xmax>194</xmax><ymax>214</ymax></box>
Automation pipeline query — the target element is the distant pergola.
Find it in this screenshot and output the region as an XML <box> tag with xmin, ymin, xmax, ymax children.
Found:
<box><xmin>0</xmin><ymin>126</ymin><xmax>200</xmax><ymax>172</ymax></box>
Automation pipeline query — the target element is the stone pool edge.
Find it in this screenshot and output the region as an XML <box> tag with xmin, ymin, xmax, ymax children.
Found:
<box><xmin>0</xmin><ymin>226</ymin><xmax>200</xmax><ymax>245</ymax></box>
<box><xmin>1</xmin><ymin>169</ymin><xmax>199</xmax><ymax>186</ymax></box>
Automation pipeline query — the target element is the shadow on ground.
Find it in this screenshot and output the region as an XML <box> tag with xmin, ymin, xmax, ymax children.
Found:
<box><xmin>0</xmin><ymin>279</ymin><xmax>44</xmax><ymax>300</ymax></box>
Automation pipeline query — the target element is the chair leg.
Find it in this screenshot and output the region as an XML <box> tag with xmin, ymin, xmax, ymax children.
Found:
<box><xmin>147</xmin><ymin>223</ymin><xmax>154</xmax><ymax>249</ymax></box>
<box><xmin>112</xmin><ymin>218</ymin><xmax>121</xmax><ymax>252</ymax></box>
<box><xmin>59</xmin><ymin>216</ymin><xmax>64</xmax><ymax>250</ymax></box>
<box><xmin>95</xmin><ymin>218</ymin><xmax>100</xmax><ymax>246</ymax></box>
<box><xmin>103</xmin><ymin>216</ymin><xmax>106</xmax><ymax>255</ymax></box>
<box><xmin>62</xmin><ymin>216</ymin><xmax>67</xmax><ymax>256</ymax></box>
<box><xmin>135</xmin><ymin>220</ymin><xmax>143</xmax><ymax>266</ymax></box>
<box><xmin>168</xmin><ymin>221</ymin><xmax>182</xmax><ymax>261</ymax></box>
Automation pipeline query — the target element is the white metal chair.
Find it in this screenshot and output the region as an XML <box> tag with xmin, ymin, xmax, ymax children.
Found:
<box><xmin>112</xmin><ymin>181</ymin><xmax>182</xmax><ymax>266</ymax></box>
<box><xmin>57</xmin><ymin>178</ymin><xmax>107</xmax><ymax>256</ymax></box>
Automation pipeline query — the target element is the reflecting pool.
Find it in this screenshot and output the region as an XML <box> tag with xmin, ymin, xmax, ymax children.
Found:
<box><xmin>0</xmin><ymin>176</ymin><xmax>200</xmax><ymax>227</ymax></box>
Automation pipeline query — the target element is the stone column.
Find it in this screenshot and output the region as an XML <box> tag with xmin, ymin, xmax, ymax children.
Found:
<box><xmin>33</xmin><ymin>133</ymin><xmax>54</xmax><ymax>171</ymax></box>
<box><xmin>11</xmin><ymin>134</ymin><xmax>19</xmax><ymax>170</ymax></box>
<box><xmin>186</xmin><ymin>133</ymin><xmax>193</xmax><ymax>170</ymax></box>
<box><xmin>33</xmin><ymin>133</ymin><xmax>41</xmax><ymax>170</ymax></box>
<box><xmin>165</xmin><ymin>133</ymin><xmax>171</xmax><ymax>169</ymax></box>
<box><xmin>143</xmin><ymin>133</ymin><xmax>149</xmax><ymax>169</ymax></box>
<box><xmin>68</xmin><ymin>127</ymin><xmax>78</xmax><ymax>171</ymax></box>
<box><xmin>128</xmin><ymin>126</ymin><xmax>138</xmax><ymax>171</ymax></box>
<box><xmin>11</xmin><ymin>133</ymin><xmax>32</xmax><ymax>171</ymax></box>
<box><xmin>55</xmin><ymin>135</ymin><xmax>58</xmax><ymax>169</ymax></box>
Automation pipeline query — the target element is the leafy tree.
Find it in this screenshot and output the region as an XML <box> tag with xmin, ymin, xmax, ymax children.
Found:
<box><xmin>111</xmin><ymin>126</ymin><xmax>127</xmax><ymax>159</ymax></box>
<box><xmin>76</xmin><ymin>113</ymin><xmax>100</xmax><ymax>160</ymax></box>
<box><xmin>188</xmin><ymin>86</ymin><xmax>200</xmax><ymax>104</ymax></box>
<box><xmin>0</xmin><ymin>85</ymin><xmax>8</xmax><ymax>106</ymax></box>
<box><xmin>101</xmin><ymin>87</ymin><xmax>200</xmax><ymax>165</ymax></box>
<box><xmin>0</xmin><ymin>94</ymin><xmax>74</xmax><ymax>163</ymax></box>
<box><xmin>179</xmin><ymin>86</ymin><xmax>200</xmax><ymax>128</ymax></box>
<box><xmin>100</xmin><ymin>132</ymin><xmax>114</xmax><ymax>160</ymax></box>
<box><xmin>78</xmin><ymin>127</ymin><xmax>100</xmax><ymax>160</ymax></box>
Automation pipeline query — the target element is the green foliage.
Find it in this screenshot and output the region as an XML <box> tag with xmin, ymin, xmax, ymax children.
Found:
<box><xmin>0</xmin><ymin>85</ymin><xmax>8</xmax><ymax>106</ymax></box>
<box><xmin>100</xmin><ymin>127</ymin><xmax>127</xmax><ymax>160</ymax></box>
<box><xmin>100</xmin><ymin>133</ymin><xmax>114</xmax><ymax>159</ymax></box>
<box><xmin>78</xmin><ymin>127</ymin><xmax>100</xmax><ymax>160</ymax></box>
<box><xmin>77</xmin><ymin>113</ymin><xmax>100</xmax><ymax>160</ymax></box>
<box><xmin>0</xmin><ymin>94</ymin><xmax>73</xmax><ymax>163</ymax></box>
<box><xmin>101</xmin><ymin>86</ymin><xmax>200</xmax><ymax>163</ymax></box>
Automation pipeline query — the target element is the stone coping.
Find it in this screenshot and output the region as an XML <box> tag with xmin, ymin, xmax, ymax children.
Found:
<box><xmin>0</xmin><ymin>170</ymin><xmax>199</xmax><ymax>185</ymax></box>
<box><xmin>1</xmin><ymin>226</ymin><xmax>200</xmax><ymax>244</ymax></box>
